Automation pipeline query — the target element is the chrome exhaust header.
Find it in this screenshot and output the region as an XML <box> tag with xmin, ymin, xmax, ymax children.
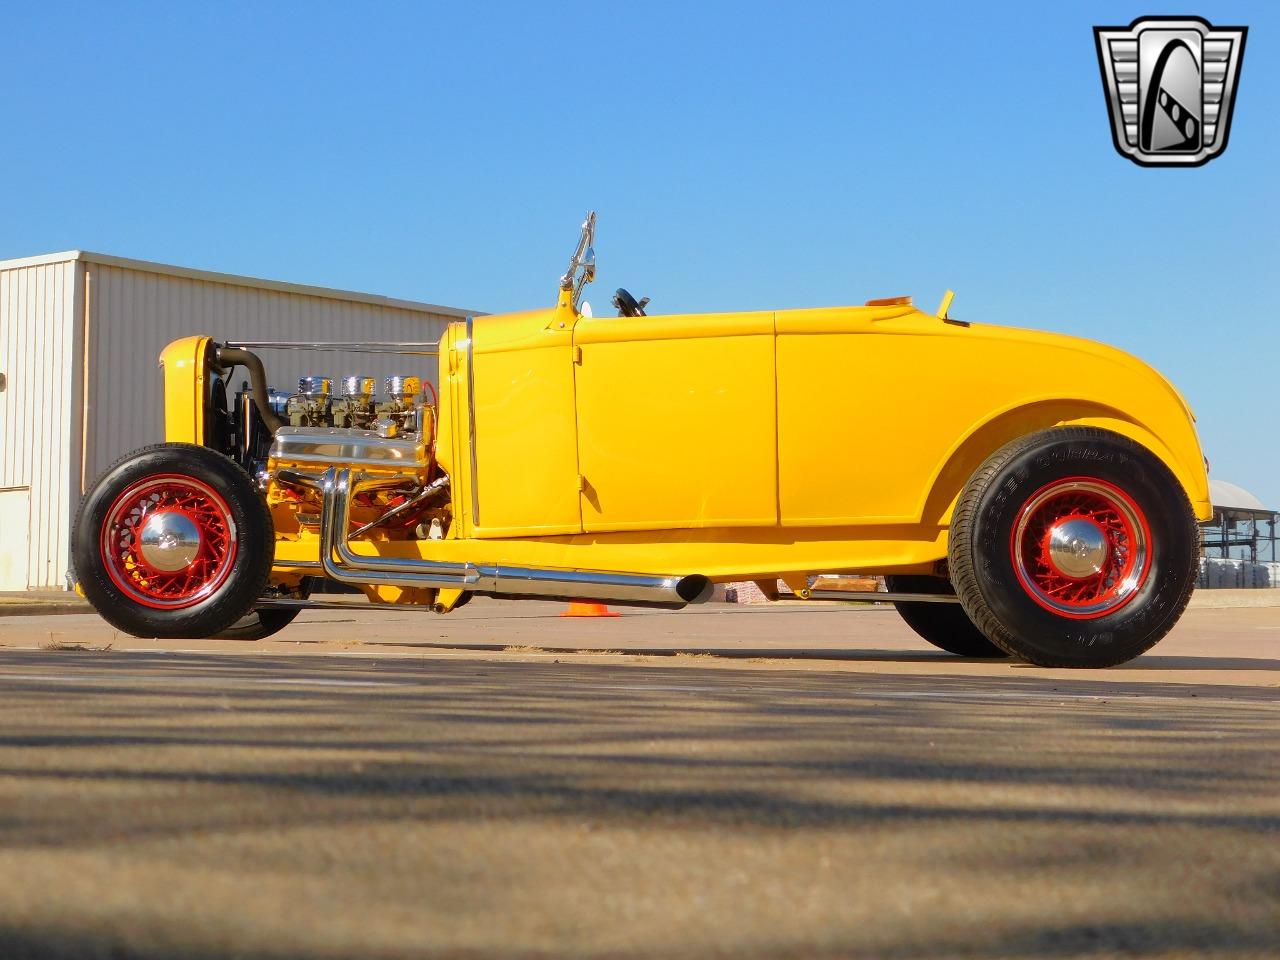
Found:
<box><xmin>318</xmin><ymin>468</ymin><xmax>711</xmax><ymax>609</ymax></box>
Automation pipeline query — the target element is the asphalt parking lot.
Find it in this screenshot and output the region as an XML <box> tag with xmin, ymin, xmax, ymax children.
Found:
<box><xmin>0</xmin><ymin>600</ymin><xmax>1276</xmax><ymax>959</ymax></box>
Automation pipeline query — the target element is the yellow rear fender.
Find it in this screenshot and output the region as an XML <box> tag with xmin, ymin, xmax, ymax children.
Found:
<box><xmin>920</xmin><ymin>397</ymin><xmax>1211</xmax><ymax>526</ymax></box>
<box><xmin>1065</xmin><ymin>414</ymin><xmax>1209</xmax><ymax>519</ymax></box>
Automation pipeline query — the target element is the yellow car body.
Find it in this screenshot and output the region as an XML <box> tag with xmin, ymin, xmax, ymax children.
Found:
<box><xmin>160</xmin><ymin>285</ymin><xmax>1209</xmax><ymax>590</ymax></box>
<box><xmin>67</xmin><ymin>214</ymin><xmax>1202</xmax><ymax>665</ymax></box>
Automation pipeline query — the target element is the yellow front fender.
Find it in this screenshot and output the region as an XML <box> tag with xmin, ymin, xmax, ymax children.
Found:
<box><xmin>159</xmin><ymin>335</ymin><xmax>214</xmax><ymax>445</ymax></box>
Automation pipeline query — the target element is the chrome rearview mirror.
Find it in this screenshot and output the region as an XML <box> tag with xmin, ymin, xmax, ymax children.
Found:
<box><xmin>559</xmin><ymin>210</ymin><xmax>598</xmax><ymax>311</ymax></box>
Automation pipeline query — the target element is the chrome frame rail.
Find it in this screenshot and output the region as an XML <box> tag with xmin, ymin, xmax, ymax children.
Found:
<box><xmin>807</xmin><ymin>590</ymin><xmax>961</xmax><ymax>604</ymax></box>
<box><xmin>255</xmin><ymin>598</ymin><xmax>390</xmax><ymax>611</ymax></box>
<box><xmin>256</xmin><ymin>591</ymin><xmax>962</xmax><ymax>612</ymax></box>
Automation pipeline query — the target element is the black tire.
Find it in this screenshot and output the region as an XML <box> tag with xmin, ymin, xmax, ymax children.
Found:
<box><xmin>73</xmin><ymin>443</ymin><xmax>274</xmax><ymax>639</ymax></box>
<box><xmin>949</xmin><ymin>427</ymin><xmax>1199</xmax><ymax>668</ymax></box>
<box><xmin>213</xmin><ymin>607</ymin><xmax>300</xmax><ymax>641</ymax></box>
<box><xmin>885</xmin><ymin>575</ymin><xmax>1007</xmax><ymax>658</ymax></box>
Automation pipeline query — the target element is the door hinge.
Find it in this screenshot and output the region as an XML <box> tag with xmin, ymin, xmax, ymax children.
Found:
<box><xmin>572</xmin><ymin>345</ymin><xmax>583</xmax><ymax>364</ymax></box>
<box><xmin>576</xmin><ymin>474</ymin><xmax>586</xmax><ymax>493</ymax></box>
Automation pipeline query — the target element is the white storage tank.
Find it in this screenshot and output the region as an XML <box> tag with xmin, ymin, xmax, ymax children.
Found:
<box><xmin>0</xmin><ymin>250</ymin><xmax>474</xmax><ymax>589</ymax></box>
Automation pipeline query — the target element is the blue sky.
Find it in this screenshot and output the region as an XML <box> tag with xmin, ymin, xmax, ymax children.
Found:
<box><xmin>3</xmin><ymin>2</ymin><xmax>1276</xmax><ymax>506</ymax></box>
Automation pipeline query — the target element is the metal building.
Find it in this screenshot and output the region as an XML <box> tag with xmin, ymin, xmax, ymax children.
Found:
<box><xmin>0</xmin><ymin>250</ymin><xmax>473</xmax><ymax>590</ymax></box>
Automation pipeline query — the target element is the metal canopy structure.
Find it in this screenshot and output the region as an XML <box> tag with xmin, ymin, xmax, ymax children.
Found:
<box><xmin>1202</xmin><ymin>479</ymin><xmax>1277</xmax><ymax>563</ymax></box>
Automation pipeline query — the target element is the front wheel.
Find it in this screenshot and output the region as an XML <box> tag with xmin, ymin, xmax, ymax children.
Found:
<box><xmin>948</xmin><ymin>427</ymin><xmax>1199</xmax><ymax>668</ymax></box>
<box><xmin>73</xmin><ymin>443</ymin><xmax>274</xmax><ymax>638</ymax></box>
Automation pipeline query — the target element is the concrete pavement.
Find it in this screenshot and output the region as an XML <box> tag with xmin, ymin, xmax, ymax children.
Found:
<box><xmin>2</xmin><ymin>587</ymin><xmax>1278</xmax><ymax>619</ymax></box>
<box><xmin>4</xmin><ymin>596</ymin><xmax>1278</xmax><ymax>688</ymax></box>
<box><xmin>0</xmin><ymin>590</ymin><xmax>90</xmax><ymax>616</ymax></box>
<box><xmin>0</xmin><ymin>601</ymin><xmax>1276</xmax><ymax>958</ymax></box>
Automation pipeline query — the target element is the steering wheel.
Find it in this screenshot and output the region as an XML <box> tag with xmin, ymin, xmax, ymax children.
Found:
<box><xmin>613</xmin><ymin>288</ymin><xmax>650</xmax><ymax>318</ymax></box>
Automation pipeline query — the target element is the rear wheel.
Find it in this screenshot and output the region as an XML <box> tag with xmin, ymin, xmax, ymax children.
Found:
<box><xmin>214</xmin><ymin>607</ymin><xmax>300</xmax><ymax>641</ymax></box>
<box><xmin>73</xmin><ymin>443</ymin><xmax>273</xmax><ymax>638</ymax></box>
<box><xmin>215</xmin><ymin>579</ymin><xmax>313</xmax><ymax>640</ymax></box>
<box><xmin>949</xmin><ymin>427</ymin><xmax>1198</xmax><ymax>668</ymax></box>
<box><xmin>885</xmin><ymin>575</ymin><xmax>1006</xmax><ymax>658</ymax></box>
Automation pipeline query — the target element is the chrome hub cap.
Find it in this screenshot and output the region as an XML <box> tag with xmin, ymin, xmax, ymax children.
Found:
<box><xmin>1046</xmin><ymin>517</ymin><xmax>1108</xmax><ymax>579</ymax></box>
<box><xmin>138</xmin><ymin>511</ymin><xmax>203</xmax><ymax>571</ymax></box>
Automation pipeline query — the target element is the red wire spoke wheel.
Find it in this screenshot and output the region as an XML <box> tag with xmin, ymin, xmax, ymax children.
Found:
<box><xmin>948</xmin><ymin>427</ymin><xmax>1199</xmax><ymax>668</ymax></box>
<box><xmin>100</xmin><ymin>475</ymin><xmax>238</xmax><ymax>609</ymax></box>
<box><xmin>1010</xmin><ymin>478</ymin><xmax>1151</xmax><ymax>619</ymax></box>
<box><xmin>74</xmin><ymin>443</ymin><xmax>273</xmax><ymax>639</ymax></box>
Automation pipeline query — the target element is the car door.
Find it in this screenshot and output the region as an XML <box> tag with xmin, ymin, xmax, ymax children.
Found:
<box><xmin>572</xmin><ymin>311</ymin><xmax>778</xmax><ymax>533</ymax></box>
<box><xmin>464</xmin><ymin>312</ymin><xmax>583</xmax><ymax>538</ymax></box>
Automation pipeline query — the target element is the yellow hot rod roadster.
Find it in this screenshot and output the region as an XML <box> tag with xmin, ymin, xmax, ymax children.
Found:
<box><xmin>72</xmin><ymin>213</ymin><xmax>1210</xmax><ymax>667</ymax></box>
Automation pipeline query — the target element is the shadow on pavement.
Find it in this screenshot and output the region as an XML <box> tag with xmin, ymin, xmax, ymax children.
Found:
<box><xmin>0</xmin><ymin>649</ymin><xmax>1276</xmax><ymax>958</ymax></box>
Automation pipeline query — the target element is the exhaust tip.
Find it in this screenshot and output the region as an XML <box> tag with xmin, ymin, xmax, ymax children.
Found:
<box><xmin>676</xmin><ymin>575</ymin><xmax>714</xmax><ymax>605</ymax></box>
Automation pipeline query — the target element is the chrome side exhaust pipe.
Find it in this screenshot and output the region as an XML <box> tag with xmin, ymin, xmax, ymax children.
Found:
<box><xmin>318</xmin><ymin>469</ymin><xmax>712</xmax><ymax>609</ymax></box>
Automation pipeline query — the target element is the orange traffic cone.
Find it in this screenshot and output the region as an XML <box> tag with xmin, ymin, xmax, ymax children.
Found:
<box><xmin>560</xmin><ymin>601</ymin><xmax>621</xmax><ymax>618</ymax></box>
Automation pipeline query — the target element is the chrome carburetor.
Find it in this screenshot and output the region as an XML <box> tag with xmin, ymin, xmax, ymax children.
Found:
<box><xmin>286</xmin><ymin>376</ymin><xmax>334</xmax><ymax>427</ymax></box>
<box><xmin>332</xmin><ymin>375</ymin><xmax>377</xmax><ymax>430</ymax></box>
<box><xmin>375</xmin><ymin>375</ymin><xmax>421</xmax><ymax>437</ymax></box>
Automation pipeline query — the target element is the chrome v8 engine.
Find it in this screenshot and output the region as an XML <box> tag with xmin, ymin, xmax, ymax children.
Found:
<box><xmin>264</xmin><ymin>373</ymin><xmax>449</xmax><ymax>541</ymax></box>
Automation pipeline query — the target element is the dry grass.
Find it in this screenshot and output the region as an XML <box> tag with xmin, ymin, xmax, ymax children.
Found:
<box><xmin>673</xmin><ymin>651</ymin><xmax>716</xmax><ymax>660</ymax></box>
<box><xmin>576</xmin><ymin>649</ymin><xmax>624</xmax><ymax>656</ymax></box>
<box><xmin>40</xmin><ymin>638</ymin><xmax>112</xmax><ymax>653</ymax></box>
<box><xmin>502</xmin><ymin>645</ymin><xmax>545</xmax><ymax>654</ymax></box>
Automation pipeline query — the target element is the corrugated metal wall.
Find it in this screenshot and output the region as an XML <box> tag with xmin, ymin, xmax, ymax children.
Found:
<box><xmin>83</xmin><ymin>263</ymin><xmax>454</xmax><ymax>490</ymax></box>
<box><xmin>1</xmin><ymin>253</ymin><xmax>461</xmax><ymax>588</ymax></box>
<box><xmin>0</xmin><ymin>260</ymin><xmax>81</xmax><ymax>589</ymax></box>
